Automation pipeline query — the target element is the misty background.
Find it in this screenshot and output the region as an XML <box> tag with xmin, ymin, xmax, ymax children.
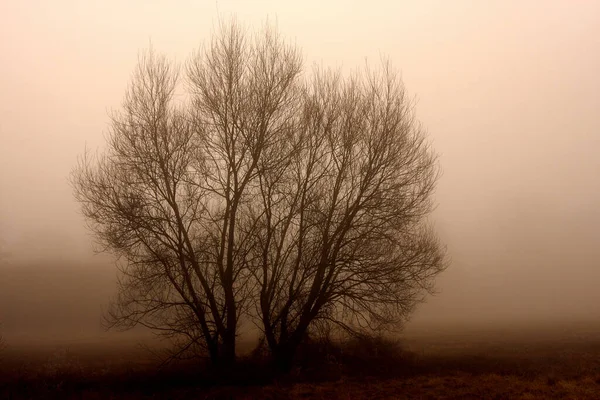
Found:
<box><xmin>1</xmin><ymin>0</ymin><xmax>599</xmax><ymax>343</ymax></box>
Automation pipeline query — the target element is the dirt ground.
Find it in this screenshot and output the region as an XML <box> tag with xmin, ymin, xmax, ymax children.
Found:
<box><xmin>1</xmin><ymin>321</ymin><xmax>599</xmax><ymax>399</ymax></box>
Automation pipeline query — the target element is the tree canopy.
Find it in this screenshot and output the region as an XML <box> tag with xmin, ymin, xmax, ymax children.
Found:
<box><xmin>72</xmin><ymin>20</ymin><xmax>446</xmax><ymax>371</ymax></box>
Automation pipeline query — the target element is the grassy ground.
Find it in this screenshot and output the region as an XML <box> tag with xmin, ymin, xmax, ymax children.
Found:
<box><xmin>1</xmin><ymin>322</ymin><xmax>600</xmax><ymax>399</ymax></box>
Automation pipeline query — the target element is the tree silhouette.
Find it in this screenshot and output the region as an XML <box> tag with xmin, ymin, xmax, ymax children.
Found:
<box><xmin>72</xmin><ymin>19</ymin><xmax>446</xmax><ymax>370</ymax></box>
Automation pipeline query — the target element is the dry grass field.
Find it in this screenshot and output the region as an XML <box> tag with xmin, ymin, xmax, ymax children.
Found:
<box><xmin>1</xmin><ymin>321</ymin><xmax>599</xmax><ymax>399</ymax></box>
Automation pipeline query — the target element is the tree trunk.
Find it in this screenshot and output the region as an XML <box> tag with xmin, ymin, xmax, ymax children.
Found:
<box><xmin>272</xmin><ymin>343</ymin><xmax>296</xmax><ymax>373</ymax></box>
<box><xmin>208</xmin><ymin>340</ymin><xmax>220</xmax><ymax>367</ymax></box>
<box><xmin>222</xmin><ymin>336</ymin><xmax>236</xmax><ymax>367</ymax></box>
<box><xmin>270</xmin><ymin>315</ymin><xmax>313</xmax><ymax>372</ymax></box>
<box><xmin>221</xmin><ymin>287</ymin><xmax>237</xmax><ymax>367</ymax></box>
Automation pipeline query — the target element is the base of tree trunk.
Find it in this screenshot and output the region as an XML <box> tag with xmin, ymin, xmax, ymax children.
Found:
<box><xmin>272</xmin><ymin>348</ymin><xmax>296</xmax><ymax>373</ymax></box>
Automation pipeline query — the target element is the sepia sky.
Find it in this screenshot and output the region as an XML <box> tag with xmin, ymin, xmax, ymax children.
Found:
<box><xmin>1</xmin><ymin>0</ymin><xmax>599</xmax><ymax>337</ymax></box>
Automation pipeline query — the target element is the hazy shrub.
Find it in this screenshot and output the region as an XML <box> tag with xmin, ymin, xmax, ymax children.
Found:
<box><xmin>295</xmin><ymin>333</ymin><xmax>344</xmax><ymax>366</ymax></box>
<box><xmin>272</xmin><ymin>330</ymin><xmax>419</xmax><ymax>381</ymax></box>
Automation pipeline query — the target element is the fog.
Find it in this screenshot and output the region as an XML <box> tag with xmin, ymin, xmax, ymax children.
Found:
<box><xmin>1</xmin><ymin>0</ymin><xmax>599</xmax><ymax>343</ymax></box>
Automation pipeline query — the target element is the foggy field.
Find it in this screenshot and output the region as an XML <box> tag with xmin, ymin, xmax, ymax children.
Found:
<box><xmin>2</xmin><ymin>1</ymin><xmax>600</xmax><ymax>398</ymax></box>
<box><xmin>2</xmin><ymin>323</ymin><xmax>600</xmax><ymax>399</ymax></box>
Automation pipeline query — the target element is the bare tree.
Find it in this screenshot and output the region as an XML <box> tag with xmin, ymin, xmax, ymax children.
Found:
<box><xmin>184</xmin><ymin>21</ymin><xmax>303</xmax><ymax>365</ymax></box>
<box><xmin>245</xmin><ymin>65</ymin><xmax>446</xmax><ymax>370</ymax></box>
<box><xmin>72</xmin><ymin>21</ymin><xmax>302</xmax><ymax>367</ymax></box>
<box><xmin>72</xmin><ymin>19</ymin><xmax>445</xmax><ymax>371</ymax></box>
<box><xmin>71</xmin><ymin>47</ymin><xmax>229</xmax><ymax>364</ymax></box>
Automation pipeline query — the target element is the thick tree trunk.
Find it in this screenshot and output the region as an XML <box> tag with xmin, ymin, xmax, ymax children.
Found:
<box><xmin>269</xmin><ymin>312</ymin><xmax>315</xmax><ymax>372</ymax></box>
<box><xmin>221</xmin><ymin>284</ymin><xmax>237</xmax><ymax>367</ymax></box>
<box><xmin>272</xmin><ymin>343</ymin><xmax>296</xmax><ymax>373</ymax></box>
<box><xmin>221</xmin><ymin>329</ymin><xmax>236</xmax><ymax>367</ymax></box>
<box><xmin>207</xmin><ymin>340</ymin><xmax>220</xmax><ymax>367</ymax></box>
<box><xmin>271</xmin><ymin>327</ymin><xmax>308</xmax><ymax>372</ymax></box>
